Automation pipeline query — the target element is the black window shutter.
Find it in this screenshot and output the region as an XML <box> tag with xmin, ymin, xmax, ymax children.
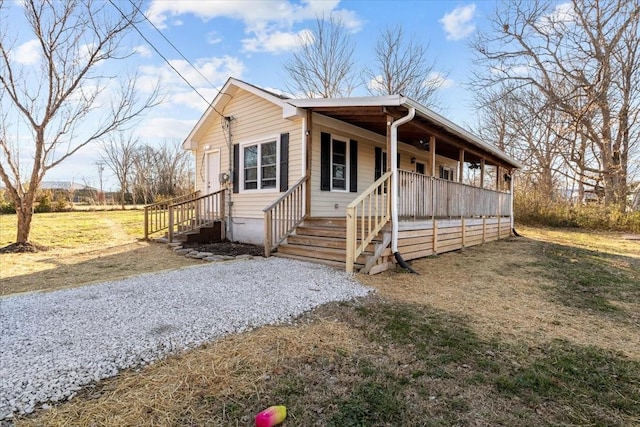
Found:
<box><xmin>349</xmin><ymin>139</ymin><xmax>358</xmax><ymax>192</ymax></box>
<box><xmin>233</xmin><ymin>144</ymin><xmax>239</xmax><ymax>193</ymax></box>
<box><xmin>397</xmin><ymin>153</ymin><xmax>401</xmax><ymax>168</ymax></box>
<box><xmin>280</xmin><ymin>133</ymin><xmax>289</xmax><ymax>192</ymax></box>
<box><xmin>320</xmin><ymin>132</ymin><xmax>331</xmax><ymax>191</ymax></box>
<box><xmin>374</xmin><ymin>147</ymin><xmax>382</xmax><ymax>180</ymax></box>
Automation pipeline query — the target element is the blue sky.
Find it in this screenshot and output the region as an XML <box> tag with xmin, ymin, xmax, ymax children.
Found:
<box><xmin>8</xmin><ymin>0</ymin><xmax>509</xmax><ymax>190</ymax></box>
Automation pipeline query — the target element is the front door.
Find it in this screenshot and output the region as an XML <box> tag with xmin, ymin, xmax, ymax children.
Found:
<box><xmin>206</xmin><ymin>151</ymin><xmax>221</xmax><ymax>194</ymax></box>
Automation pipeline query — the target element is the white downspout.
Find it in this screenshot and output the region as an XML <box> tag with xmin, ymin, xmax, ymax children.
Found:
<box><xmin>390</xmin><ymin>107</ymin><xmax>415</xmax><ymax>253</ymax></box>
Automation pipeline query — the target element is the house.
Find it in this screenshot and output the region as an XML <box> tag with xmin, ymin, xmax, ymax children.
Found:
<box><xmin>145</xmin><ymin>78</ymin><xmax>522</xmax><ymax>274</ymax></box>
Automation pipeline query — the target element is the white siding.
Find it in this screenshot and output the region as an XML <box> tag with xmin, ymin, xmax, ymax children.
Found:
<box><xmin>309</xmin><ymin>114</ymin><xmax>459</xmax><ymax>217</ymax></box>
<box><xmin>193</xmin><ymin>88</ymin><xmax>303</xmax><ymax>221</ymax></box>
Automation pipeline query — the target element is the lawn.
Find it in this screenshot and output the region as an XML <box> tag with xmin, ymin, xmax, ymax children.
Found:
<box><xmin>0</xmin><ymin>210</ymin><xmax>200</xmax><ymax>296</ymax></box>
<box><xmin>2</xmin><ymin>213</ymin><xmax>639</xmax><ymax>426</ymax></box>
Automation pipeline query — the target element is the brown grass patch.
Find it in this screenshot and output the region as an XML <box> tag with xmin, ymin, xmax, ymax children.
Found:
<box><xmin>0</xmin><ymin>242</ymin><xmax>201</xmax><ymax>296</ymax></box>
<box><xmin>16</xmin><ymin>315</ymin><xmax>366</xmax><ymax>427</ymax></box>
<box><xmin>359</xmin><ymin>235</ymin><xmax>640</xmax><ymax>360</ymax></box>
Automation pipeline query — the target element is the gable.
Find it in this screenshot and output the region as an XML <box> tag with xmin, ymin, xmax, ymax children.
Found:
<box><xmin>183</xmin><ymin>78</ymin><xmax>302</xmax><ymax>150</ymax></box>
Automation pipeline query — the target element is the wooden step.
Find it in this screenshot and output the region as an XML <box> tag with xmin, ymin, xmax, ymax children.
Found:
<box><xmin>287</xmin><ymin>235</ymin><xmax>376</xmax><ymax>252</ymax></box>
<box><xmin>288</xmin><ymin>235</ymin><xmax>346</xmax><ymax>249</ymax></box>
<box><xmin>277</xmin><ymin>244</ymin><xmax>369</xmax><ymax>264</ymax></box>
<box><xmin>303</xmin><ymin>217</ymin><xmax>347</xmax><ymax>228</ymax></box>
<box><xmin>303</xmin><ymin>217</ymin><xmax>384</xmax><ymax>229</ymax></box>
<box><xmin>295</xmin><ymin>226</ymin><xmax>346</xmax><ymax>238</ymax></box>
<box><xmin>272</xmin><ymin>252</ymin><xmax>364</xmax><ymax>269</ymax></box>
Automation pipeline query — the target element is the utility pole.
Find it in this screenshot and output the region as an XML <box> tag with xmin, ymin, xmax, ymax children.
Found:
<box><xmin>95</xmin><ymin>162</ymin><xmax>105</xmax><ymax>205</ymax></box>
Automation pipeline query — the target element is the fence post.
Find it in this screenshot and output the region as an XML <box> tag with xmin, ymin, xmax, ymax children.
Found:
<box><xmin>144</xmin><ymin>206</ymin><xmax>149</xmax><ymax>240</ymax></box>
<box><xmin>168</xmin><ymin>205</ymin><xmax>174</xmax><ymax>243</ymax></box>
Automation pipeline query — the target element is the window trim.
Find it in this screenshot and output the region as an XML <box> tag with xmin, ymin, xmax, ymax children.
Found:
<box><xmin>239</xmin><ymin>135</ymin><xmax>280</xmax><ymax>193</ymax></box>
<box><xmin>439</xmin><ymin>165</ymin><xmax>455</xmax><ymax>181</ymax></box>
<box><xmin>330</xmin><ymin>135</ymin><xmax>349</xmax><ymax>192</ymax></box>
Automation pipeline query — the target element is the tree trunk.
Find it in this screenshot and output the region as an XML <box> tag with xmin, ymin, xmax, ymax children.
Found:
<box><xmin>16</xmin><ymin>197</ymin><xmax>34</xmax><ymax>243</ymax></box>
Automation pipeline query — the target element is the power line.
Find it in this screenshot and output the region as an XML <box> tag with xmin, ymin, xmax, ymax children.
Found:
<box><xmin>126</xmin><ymin>0</ymin><xmax>216</xmax><ymax>89</ymax></box>
<box><xmin>108</xmin><ymin>0</ymin><xmax>225</xmax><ymax>117</ymax></box>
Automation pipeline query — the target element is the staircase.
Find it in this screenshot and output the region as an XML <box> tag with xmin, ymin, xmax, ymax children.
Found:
<box><xmin>170</xmin><ymin>220</ymin><xmax>224</xmax><ymax>244</ymax></box>
<box><xmin>274</xmin><ymin>217</ymin><xmax>392</xmax><ymax>272</ymax></box>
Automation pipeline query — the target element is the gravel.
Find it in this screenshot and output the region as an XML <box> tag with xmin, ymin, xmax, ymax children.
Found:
<box><xmin>0</xmin><ymin>258</ymin><xmax>370</xmax><ymax>419</ymax></box>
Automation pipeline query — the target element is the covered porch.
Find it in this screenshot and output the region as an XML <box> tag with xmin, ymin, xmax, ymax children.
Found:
<box><xmin>264</xmin><ymin>96</ymin><xmax>520</xmax><ymax>274</ymax></box>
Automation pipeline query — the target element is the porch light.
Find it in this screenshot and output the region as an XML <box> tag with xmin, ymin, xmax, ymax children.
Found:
<box><xmin>411</xmin><ymin>157</ymin><xmax>416</xmax><ymax>164</ymax></box>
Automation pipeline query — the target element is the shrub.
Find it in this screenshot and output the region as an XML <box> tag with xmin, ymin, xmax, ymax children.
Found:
<box><xmin>34</xmin><ymin>190</ymin><xmax>53</xmax><ymax>213</ymax></box>
<box><xmin>515</xmin><ymin>190</ymin><xmax>640</xmax><ymax>233</ymax></box>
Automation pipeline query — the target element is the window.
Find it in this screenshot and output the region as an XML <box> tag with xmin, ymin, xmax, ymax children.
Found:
<box><xmin>416</xmin><ymin>162</ymin><xmax>425</xmax><ymax>175</ymax></box>
<box><xmin>243</xmin><ymin>139</ymin><xmax>277</xmax><ymax>190</ymax></box>
<box><xmin>332</xmin><ymin>138</ymin><xmax>347</xmax><ymax>190</ymax></box>
<box><xmin>439</xmin><ymin>165</ymin><xmax>454</xmax><ymax>181</ymax></box>
<box><xmin>320</xmin><ymin>132</ymin><xmax>357</xmax><ymax>192</ymax></box>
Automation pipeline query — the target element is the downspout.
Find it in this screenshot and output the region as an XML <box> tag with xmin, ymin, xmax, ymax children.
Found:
<box><xmin>225</xmin><ymin>116</ymin><xmax>233</xmax><ymax>241</ymax></box>
<box><xmin>390</xmin><ymin>107</ymin><xmax>418</xmax><ymax>274</ymax></box>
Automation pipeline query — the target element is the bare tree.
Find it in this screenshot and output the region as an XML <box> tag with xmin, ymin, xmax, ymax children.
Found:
<box><xmin>100</xmin><ymin>133</ymin><xmax>138</xmax><ymax>210</ymax></box>
<box><xmin>130</xmin><ymin>140</ymin><xmax>193</xmax><ymax>204</ymax></box>
<box><xmin>471</xmin><ymin>0</ymin><xmax>640</xmax><ymax>207</ymax></box>
<box><xmin>284</xmin><ymin>15</ymin><xmax>357</xmax><ymax>98</ymax></box>
<box><xmin>0</xmin><ymin>0</ymin><xmax>160</xmax><ymax>248</ymax></box>
<box><xmin>153</xmin><ymin>139</ymin><xmax>193</xmax><ymax>197</ymax></box>
<box><xmin>366</xmin><ymin>25</ymin><xmax>447</xmax><ymax>109</ymax></box>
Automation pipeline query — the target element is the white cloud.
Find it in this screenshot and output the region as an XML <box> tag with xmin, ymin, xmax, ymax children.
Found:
<box><xmin>146</xmin><ymin>0</ymin><xmax>356</xmax><ymax>30</ymax></box>
<box><xmin>425</xmin><ymin>72</ymin><xmax>454</xmax><ymax>89</ymax></box>
<box><xmin>242</xmin><ymin>29</ymin><xmax>312</xmax><ymax>53</ymax></box>
<box><xmin>13</xmin><ymin>39</ymin><xmax>40</xmax><ymax>65</ymax></box>
<box><xmin>140</xmin><ymin>55</ymin><xmax>244</xmax><ymax>89</ymax></box>
<box><xmin>146</xmin><ymin>0</ymin><xmax>361</xmax><ymax>53</ymax></box>
<box><xmin>136</xmin><ymin>117</ymin><xmax>197</xmax><ymax>139</ymax></box>
<box><xmin>537</xmin><ymin>2</ymin><xmax>575</xmax><ymax>32</ymax></box>
<box><xmin>138</xmin><ymin>55</ymin><xmax>245</xmax><ymax>111</ymax></box>
<box><xmin>133</xmin><ymin>45</ymin><xmax>153</xmax><ymax>58</ymax></box>
<box><xmin>207</xmin><ymin>31</ymin><xmax>222</xmax><ymax>45</ymax></box>
<box><xmin>367</xmin><ymin>75</ymin><xmax>386</xmax><ymax>93</ymax></box>
<box><xmin>440</xmin><ymin>4</ymin><xmax>476</xmax><ymax>41</ymax></box>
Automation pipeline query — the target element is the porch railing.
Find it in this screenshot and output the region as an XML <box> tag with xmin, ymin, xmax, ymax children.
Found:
<box><xmin>144</xmin><ymin>191</ymin><xmax>199</xmax><ymax>239</ymax></box>
<box><xmin>263</xmin><ymin>176</ymin><xmax>309</xmax><ymax>257</ymax></box>
<box><xmin>168</xmin><ymin>189</ymin><xmax>226</xmax><ymax>243</ymax></box>
<box><xmin>398</xmin><ymin>170</ymin><xmax>511</xmax><ymax>218</ymax></box>
<box><xmin>345</xmin><ymin>171</ymin><xmax>392</xmax><ymax>273</ymax></box>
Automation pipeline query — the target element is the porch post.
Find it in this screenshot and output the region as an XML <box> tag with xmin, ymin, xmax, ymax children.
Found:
<box><xmin>480</xmin><ymin>159</ymin><xmax>485</xmax><ymax>189</ymax></box>
<box><xmin>430</xmin><ymin>136</ymin><xmax>436</xmax><ymax>177</ymax></box>
<box><xmin>510</xmin><ymin>169</ymin><xmax>515</xmax><ymax>233</ymax></box>
<box><xmin>496</xmin><ymin>165</ymin><xmax>501</xmax><ymax>191</ymax></box>
<box><xmin>458</xmin><ymin>149</ymin><xmax>464</xmax><ymax>183</ymax></box>
<box><xmin>305</xmin><ymin>109</ymin><xmax>313</xmax><ymax>217</ymax></box>
<box><xmin>430</xmin><ymin>136</ymin><xmax>437</xmax><ymax>254</ymax></box>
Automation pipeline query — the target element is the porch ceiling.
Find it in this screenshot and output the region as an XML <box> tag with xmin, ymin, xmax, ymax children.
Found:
<box><xmin>310</xmin><ymin>105</ymin><xmax>511</xmax><ymax>168</ymax></box>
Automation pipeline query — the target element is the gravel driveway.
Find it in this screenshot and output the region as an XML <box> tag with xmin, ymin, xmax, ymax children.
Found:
<box><xmin>0</xmin><ymin>257</ymin><xmax>370</xmax><ymax>419</ymax></box>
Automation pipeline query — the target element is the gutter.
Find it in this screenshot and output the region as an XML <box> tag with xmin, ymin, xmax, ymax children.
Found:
<box><xmin>390</xmin><ymin>107</ymin><xmax>418</xmax><ymax>274</ymax></box>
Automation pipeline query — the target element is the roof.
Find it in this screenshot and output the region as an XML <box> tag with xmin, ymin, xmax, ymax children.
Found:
<box><xmin>184</xmin><ymin>77</ymin><xmax>523</xmax><ymax>169</ymax></box>
<box><xmin>40</xmin><ymin>181</ymin><xmax>98</xmax><ymax>191</ymax></box>
<box><xmin>288</xmin><ymin>95</ymin><xmax>523</xmax><ymax>169</ymax></box>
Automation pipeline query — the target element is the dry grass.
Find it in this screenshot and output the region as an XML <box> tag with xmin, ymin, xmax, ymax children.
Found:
<box><xmin>0</xmin><ymin>210</ymin><xmax>200</xmax><ymax>296</ymax></box>
<box><xmin>361</xmin><ymin>235</ymin><xmax>640</xmax><ymax>361</ymax></box>
<box><xmin>16</xmin><ymin>316</ymin><xmax>367</xmax><ymax>427</ymax></box>
<box><xmin>6</xmin><ymin>220</ymin><xmax>640</xmax><ymax>426</ymax></box>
